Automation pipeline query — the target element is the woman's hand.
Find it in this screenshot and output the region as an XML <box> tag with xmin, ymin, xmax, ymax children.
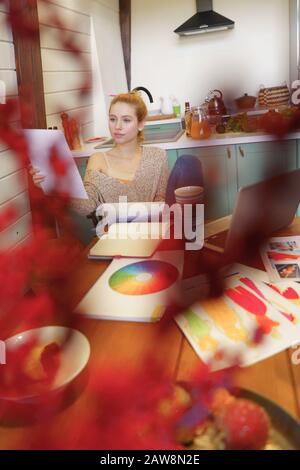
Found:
<box><xmin>29</xmin><ymin>165</ymin><xmax>45</xmax><ymax>188</ymax></box>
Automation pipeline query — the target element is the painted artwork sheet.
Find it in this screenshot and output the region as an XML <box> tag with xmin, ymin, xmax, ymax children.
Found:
<box><xmin>261</xmin><ymin>236</ymin><xmax>300</xmax><ymax>282</ymax></box>
<box><xmin>77</xmin><ymin>251</ymin><xmax>183</xmax><ymax>322</ymax></box>
<box><xmin>176</xmin><ymin>264</ymin><xmax>300</xmax><ymax>371</ymax></box>
<box><xmin>24</xmin><ymin>129</ymin><xmax>88</xmax><ymax>199</ymax></box>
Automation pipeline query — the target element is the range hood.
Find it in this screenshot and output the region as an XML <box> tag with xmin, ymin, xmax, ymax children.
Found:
<box><xmin>174</xmin><ymin>0</ymin><xmax>234</xmax><ymax>36</ymax></box>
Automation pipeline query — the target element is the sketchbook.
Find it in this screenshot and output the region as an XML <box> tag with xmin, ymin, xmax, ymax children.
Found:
<box><xmin>88</xmin><ymin>222</ymin><xmax>170</xmax><ymax>259</ymax></box>
<box><xmin>77</xmin><ymin>250</ymin><xmax>184</xmax><ymax>322</ymax></box>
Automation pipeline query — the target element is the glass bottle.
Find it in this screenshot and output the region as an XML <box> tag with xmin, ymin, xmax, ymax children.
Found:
<box><xmin>184</xmin><ymin>102</ymin><xmax>191</xmax><ymax>137</ymax></box>
<box><xmin>190</xmin><ymin>105</ymin><xmax>211</xmax><ymax>140</ymax></box>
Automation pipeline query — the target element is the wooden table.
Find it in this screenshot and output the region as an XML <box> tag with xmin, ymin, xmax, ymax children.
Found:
<box><xmin>1</xmin><ymin>219</ymin><xmax>300</xmax><ymax>449</ymax></box>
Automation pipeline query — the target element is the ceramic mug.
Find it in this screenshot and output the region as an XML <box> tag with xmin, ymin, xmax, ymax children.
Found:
<box><xmin>174</xmin><ymin>186</ymin><xmax>204</xmax><ymax>250</ymax></box>
<box><xmin>174</xmin><ymin>185</ymin><xmax>204</xmax><ymax>205</ymax></box>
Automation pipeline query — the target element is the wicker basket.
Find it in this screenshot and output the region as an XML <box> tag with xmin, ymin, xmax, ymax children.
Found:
<box><xmin>258</xmin><ymin>84</ymin><xmax>290</xmax><ymax>108</ymax></box>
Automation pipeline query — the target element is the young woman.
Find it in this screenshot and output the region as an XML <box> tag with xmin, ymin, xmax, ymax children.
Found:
<box><xmin>31</xmin><ymin>92</ymin><xmax>169</xmax><ymax>215</ymax></box>
<box><xmin>31</xmin><ymin>92</ymin><xmax>204</xmax><ymax>214</ymax></box>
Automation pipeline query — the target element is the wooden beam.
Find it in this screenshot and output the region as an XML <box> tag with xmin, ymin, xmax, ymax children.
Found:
<box><xmin>9</xmin><ymin>1</ymin><xmax>52</xmax><ymax>235</ymax></box>
<box><xmin>9</xmin><ymin>0</ymin><xmax>47</xmax><ymax>129</ymax></box>
<box><xmin>119</xmin><ymin>0</ymin><xmax>131</xmax><ymax>91</ymax></box>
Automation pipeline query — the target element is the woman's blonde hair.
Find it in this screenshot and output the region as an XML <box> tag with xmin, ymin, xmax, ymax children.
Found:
<box><xmin>109</xmin><ymin>92</ymin><xmax>148</xmax><ymax>143</ymax></box>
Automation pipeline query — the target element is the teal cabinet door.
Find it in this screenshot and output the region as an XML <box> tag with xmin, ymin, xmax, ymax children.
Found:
<box><xmin>177</xmin><ymin>145</ymin><xmax>236</xmax><ymax>219</ymax></box>
<box><xmin>236</xmin><ymin>140</ymin><xmax>297</xmax><ymax>189</ymax></box>
<box><xmin>75</xmin><ymin>157</ymin><xmax>89</xmax><ymax>179</ymax></box>
<box><xmin>166</xmin><ymin>150</ymin><xmax>177</xmax><ymax>170</ymax></box>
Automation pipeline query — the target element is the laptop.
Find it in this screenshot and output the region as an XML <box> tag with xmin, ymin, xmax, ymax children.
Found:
<box><xmin>204</xmin><ymin>168</ymin><xmax>300</xmax><ymax>254</ymax></box>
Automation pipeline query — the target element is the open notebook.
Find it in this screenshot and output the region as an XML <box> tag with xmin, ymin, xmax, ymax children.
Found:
<box><xmin>88</xmin><ymin>222</ymin><xmax>170</xmax><ymax>259</ymax></box>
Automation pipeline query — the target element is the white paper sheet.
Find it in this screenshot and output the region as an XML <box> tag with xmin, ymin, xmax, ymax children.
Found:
<box><xmin>260</xmin><ymin>236</ymin><xmax>300</xmax><ymax>282</ymax></box>
<box><xmin>24</xmin><ymin>129</ymin><xmax>88</xmax><ymax>199</ymax></box>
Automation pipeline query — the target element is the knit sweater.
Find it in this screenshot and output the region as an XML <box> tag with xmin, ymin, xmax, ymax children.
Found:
<box><xmin>71</xmin><ymin>146</ymin><xmax>169</xmax><ymax>216</ymax></box>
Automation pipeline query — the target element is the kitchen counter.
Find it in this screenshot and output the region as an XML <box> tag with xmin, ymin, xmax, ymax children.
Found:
<box><xmin>72</xmin><ymin>130</ymin><xmax>300</xmax><ymax>158</ymax></box>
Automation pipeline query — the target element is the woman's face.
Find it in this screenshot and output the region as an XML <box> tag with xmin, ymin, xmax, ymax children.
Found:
<box><xmin>109</xmin><ymin>102</ymin><xmax>144</xmax><ymax>144</ymax></box>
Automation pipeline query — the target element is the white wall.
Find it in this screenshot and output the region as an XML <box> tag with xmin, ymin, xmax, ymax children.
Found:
<box><xmin>38</xmin><ymin>0</ymin><xmax>94</xmax><ymax>138</ymax></box>
<box><xmin>0</xmin><ymin>4</ymin><xmax>32</xmax><ymax>251</ymax></box>
<box><xmin>38</xmin><ymin>0</ymin><xmax>126</xmax><ymax>137</ymax></box>
<box><xmin>131</xmin><ymin>0</ymin><xmax>290</xmax><ymax>112</ymax></box>
<box><xmin>91</xmin><ymin>0</ymin><xmax>127</xmax><ymax>135</ymax></box>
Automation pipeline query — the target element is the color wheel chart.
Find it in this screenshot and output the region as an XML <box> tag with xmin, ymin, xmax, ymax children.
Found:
<box><xmin>108</xmin><ymin>260</ymin><xmax>179</xmax><ymax>296</ymax></box>
<box><xmin>77</xmin><ymin>251</ymin><xmax>184</xmax><ymax>322</ymax></box>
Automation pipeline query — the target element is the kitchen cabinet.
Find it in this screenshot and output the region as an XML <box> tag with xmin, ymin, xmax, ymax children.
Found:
<box><xmin>166</xmin><ymin>150</ymin><xmax>177</xmax><ymax>170</ymax></box>
<box><xmin>76</xmin><ymin>157</ymin><xmax>89</xmax><ymax>179</ymax></box>
<box><xmin>176</xmin><ymin>140</ymin><xmax>297</xmax><ymax>220</ymax></box>
<box><xmin>177</xmin><ymin>145</ymin><xmax>236</xmax><ymax>219</ymax></box>
<box><xmin>73</xmin><ymin>137</ymin><xmax>300</xmax><ymax>245</ymax></box>
<box><xmin>236</xmin><ymin>140</ymin><xmax>297</xmax><ymax>189</ymax></box>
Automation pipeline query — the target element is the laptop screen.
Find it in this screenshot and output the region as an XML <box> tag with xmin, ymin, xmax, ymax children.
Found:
<box><xmin>225</xmin><ymin>169</ymin><xmax>300</xmax><ymax>254</ymax></box>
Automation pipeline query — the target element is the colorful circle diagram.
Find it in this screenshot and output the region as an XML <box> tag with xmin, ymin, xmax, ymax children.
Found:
<box><xmin>108</xmin><ymin>260</ymin><xmax>179</xmax><ymax>296</ymax></box>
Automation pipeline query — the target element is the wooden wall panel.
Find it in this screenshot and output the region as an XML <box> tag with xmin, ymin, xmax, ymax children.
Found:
<box><xmin>0</xmin><ymin>42</ymin><xmax>15</xmax><ymax>69</ymax></box>
<box><xmin>40</xmin><ymin>24</ymin><xmax>91</xmax><ymax>52</ymax></box>
<box><xmin>0</xmin><ymin>170</ymin><xmax>28</xmax><ymax>205</ymax></box>
<box><xmin>0</xmin><ymin>3</ymin><xmax>33</xmax><ymax>248</ymax></box>
<box><xmin>0</xmin><ymin>70</ymin><xmax>18</xmax><ymax>96</ymax></box>
<box><xmin>41</xmin><ymin>49</ymin><xmax>91</xmax><ymax>72</ymax></box>
<box><xmin>37</xmin><ymin>0</ymin><xmax>94</xmax><ymax>134</ymax></box>
<box><xmin>38</xmin><ymin>1</ymin><xmax>91</xmax><ymax>34</ymax></box>
<box><xmin>0</xmin><ymin>191</ymin><xmax>31</xmax><ymax>222</ymax></box>
<box><xmin>0</xmin><ymin>212</ymin><xmax>32</xmax><ymax>250</ymax></box>
<box><xmin>0</xmin><ymin>11</ymin><xmax>12</xmax><ymax>42</ymax></box>
<box><xmin>0</xmin><ymin>149</ymin><xmax>24</xmax><ymax>178</ymax></box>
<box><xmin>43</xmin><ymin>70</ymin><xmax>92</xmax><ymax>93</ymax></box>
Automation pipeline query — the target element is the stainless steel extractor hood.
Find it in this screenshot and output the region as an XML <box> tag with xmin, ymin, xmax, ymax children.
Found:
<box><xmin>174</xmin><ymin>0</ymin><xmax>235</xmax><ymax>36</ymax></box>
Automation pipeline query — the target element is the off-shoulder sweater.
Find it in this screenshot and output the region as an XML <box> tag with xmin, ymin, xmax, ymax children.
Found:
<box><xmin>71</xmin><ymin>146</ymin><xmax>169</xmax><ymax>216</ymax></box>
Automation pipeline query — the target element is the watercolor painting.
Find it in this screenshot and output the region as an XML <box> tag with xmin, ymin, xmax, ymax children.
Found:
<box><xmin>176</xmin><ymin>264</ymin><xmax>300</xmax><ymax>370</ymax></box>
<box><xmin>261</xmin><ymin>236</ymin><xmax>300</xmax><ymax>281</ymax></box>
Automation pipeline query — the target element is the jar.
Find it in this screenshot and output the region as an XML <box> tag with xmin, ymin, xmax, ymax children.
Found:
<box><xmin>190</xmin><ymin>105</ymin><xmax>211</xmax><ymax>140</ymax></box>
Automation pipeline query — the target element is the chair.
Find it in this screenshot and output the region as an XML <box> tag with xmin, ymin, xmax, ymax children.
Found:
<box><xmin>166</xmin><ymin>154</ymin><xmax>204</xmax><ymax>205</ymax></box>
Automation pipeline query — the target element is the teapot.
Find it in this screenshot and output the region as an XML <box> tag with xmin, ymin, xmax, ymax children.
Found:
<box><xmin>205</xmin><ymin>89</ymin><xmax>227</xmax><ymax>116</ymax></box>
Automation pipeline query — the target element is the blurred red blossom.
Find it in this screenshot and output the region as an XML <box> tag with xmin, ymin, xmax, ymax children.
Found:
<box><xmin>0</xmin><ymin>0</ymin><xmax>264</xmax><ymax>451</ymax></box>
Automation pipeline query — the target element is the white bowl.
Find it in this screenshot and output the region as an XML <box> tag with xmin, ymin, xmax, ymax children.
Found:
<box><xmin>3</xmin><ymin>326</ymin><xmax>90</xmax><ymax>400</ymax></box>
